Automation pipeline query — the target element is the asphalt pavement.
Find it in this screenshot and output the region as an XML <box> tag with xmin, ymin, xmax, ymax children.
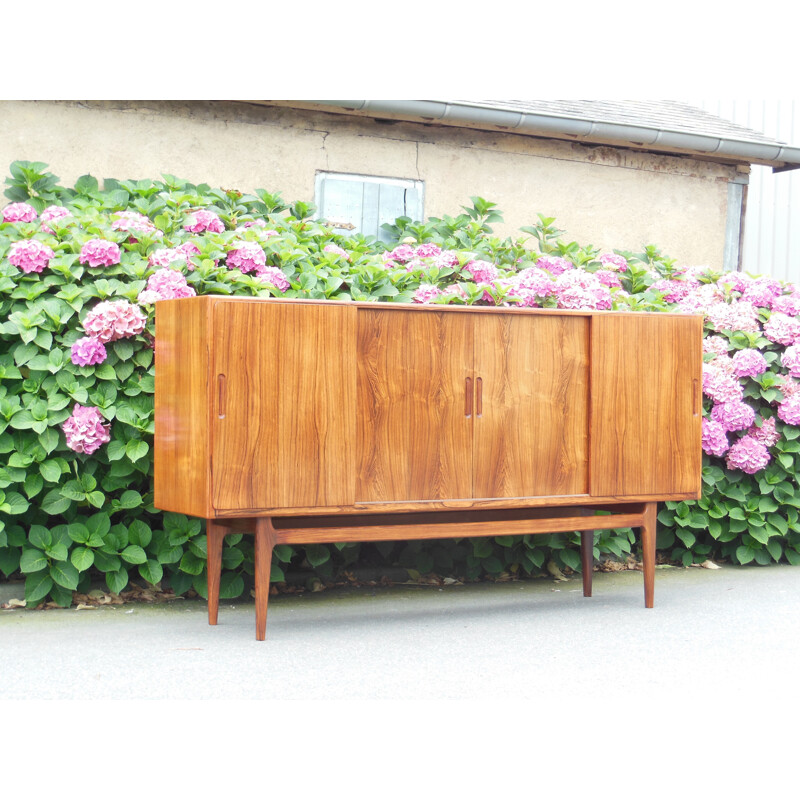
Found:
<box><xmin>2</xmin><ymin>563</ymin><xmax>799</xmax><ymax>703</ymax></box>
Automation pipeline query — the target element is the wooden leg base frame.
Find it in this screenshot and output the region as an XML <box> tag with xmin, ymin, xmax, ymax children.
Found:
<box><xmin>206</xmin><ymin>503</ymin><xmax>658</xmax><ymax>641</ymax></box>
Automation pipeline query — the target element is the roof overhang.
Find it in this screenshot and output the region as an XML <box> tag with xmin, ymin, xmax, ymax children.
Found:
<box><xmin>251</xmin><ymin>100</ymin><xmax>800</xmax><ymax>173</ymax></box>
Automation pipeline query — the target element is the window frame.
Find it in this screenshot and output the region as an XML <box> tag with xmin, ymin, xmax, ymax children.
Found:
<box><xmin>314</xmin><ymin>171</ymin><xmax>425</xmax><ymax>240</ymax></box>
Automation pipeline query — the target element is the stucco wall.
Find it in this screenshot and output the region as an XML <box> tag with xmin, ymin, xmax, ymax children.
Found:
<box><xmin>0</xmin><ymin>100</ymin><xmax>741</xmax><ymax>267</ymax></box>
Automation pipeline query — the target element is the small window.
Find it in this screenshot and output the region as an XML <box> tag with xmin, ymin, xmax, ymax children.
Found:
<box><xmin>315</xmin><ymin>172</ymin><xmax>424</xmax><ymax>243</ymax></box>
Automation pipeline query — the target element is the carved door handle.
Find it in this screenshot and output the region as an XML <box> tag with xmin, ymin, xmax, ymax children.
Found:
<box><xmin>465</xmin><ymin>377</ymin><xmax>473</xmax><ymax>417</ymax></box>
<box><xmin>476</xmin><ymin>377</ymin><xmax>483</xmax><ymax>417</ymax></box>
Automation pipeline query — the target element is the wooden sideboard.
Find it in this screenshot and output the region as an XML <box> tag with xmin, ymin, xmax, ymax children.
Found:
<box><xmin>154</xmin><ymin>296</ymin><xmax>702</xmax><ymax>639</ymax></box>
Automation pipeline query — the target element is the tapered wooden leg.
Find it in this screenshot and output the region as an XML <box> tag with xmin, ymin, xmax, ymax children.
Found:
<box><xmin>641</xmin><ymin>502</ymin><xmax>657</xmax><ymax>609</ymax></box>
<box><xmin>207</xmin><ymin>520</ymin><xmax>227</xmax><ymax>626</ymax></box>
<box><xmin>254</xmin><ymin>517</ymin><xmax>277</xmax><ymax>641</ymax></box>
<box><xmin>580</xmin><ymin>530</ymin><xmax>594</xmax><ymax>597</ymax></box>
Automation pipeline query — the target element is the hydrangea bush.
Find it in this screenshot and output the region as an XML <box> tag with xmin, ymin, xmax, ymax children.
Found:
<box><xmin>2</xmin><ymin>161</ymin><xmax>799</xmax><ymax>610</ymax></box>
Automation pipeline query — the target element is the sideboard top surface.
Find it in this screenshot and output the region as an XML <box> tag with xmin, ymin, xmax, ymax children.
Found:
<box><xmin>158</xmin><ymin>294</ymin><xmax>704</xmax><ymax>320</ymax></box>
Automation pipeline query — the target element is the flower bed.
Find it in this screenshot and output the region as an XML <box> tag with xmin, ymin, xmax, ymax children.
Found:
<box><xmin>1</xmin><ymin>162</ymin><xmax>798</xmax><ymax>609</ymax></box>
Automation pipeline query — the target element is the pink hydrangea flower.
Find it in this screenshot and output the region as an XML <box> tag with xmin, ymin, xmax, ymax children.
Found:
<box><xmin>780</xmin><ymin>377</ymin><xmax>800</xmax><ymax>400</ymax></box>
<box><xmin>389</xmin><ymin>244</ymin><xmax>415</xmax><ymax>263</ymax></box>
<box><xmin>596</xmin><ymin>269</ymin><xmax>622</xmax><ymax>288</ymax></box>
<box><xmin>515</xmin><ymin>267</ymin><xmax>557</xmax><ymax>297</ymax></box>
<box><xmin>781</xmin><ymin>345</ymin><xmax>800</xmax><ymax>378</ymax></box>
<box><xmin>505</xmin><ymin>284</ymin><xmax>541</xmax><ymax>308</ymax></box>
<box><xmin>148</xmin><ymin>241</ymin><xmax>201</xmax><ymax>270</ymax></box>
<box><xmin>701</xmin><ymin>418</ymin><xmax>730</xmax><ymax>457</ymax></box>
<box><xmin>40</xmin><ymin>205</ymin><xmax>71</xmax><ymax>233</ymax></box>
<box><xmin>111</xmin><ymin>210</ymin><xmax>160</xmax><ymax>237</ymax></box>
<box><xmin>676</xmin><ymin>284</ymin><xmax>726</xmax><ymax>315</ymax></box>
<box><xmin>177</xmin><ymin>241</ymin><xmax>202</xmax><ymax>258</ymax></box>
<box><xmin>148</xmin><ymin>249</ymin><xmax>178</xmax><ymax>268</ymax></box>
<box><xmin>599</xmin><ymin>253</ymin><xmax>628</xmax><ymax>272</ymax></box>
<box><xmin>555</xmin><ymin>284</ymin><xmax>597</xmax><ymax>310</ymax></box>
<box><xmin>506</xmin><ymin>270</ymin><xmax>555</xmax><ymax>307</ymax></box>
<box><xmin>415</xmin><ymin>243</ymin><xmax>442</xmax><ymax>259</ymax></box>
<box><xmin>535</xmin><ymin>255</ymin><xmax>573</xmax><ymax>276</ymax></box>
<box><xmin>464</xmin><ymin>260</ymin><xmax>499</xmax><ymax>284</ymax></box>
<box><xmin>82</xmin><ymin>300</ymin><xmax>147</xmax><ymax>343</ymax></box>
<box><xmin>740</xmin><ymin>277</ymin><xmax>783</xmax><ymax>309</ymax></box>
<box><xmin>62</xmin><ymin>405</ymin><xmax>111</xmax><ymax>455</ymax></box>
<box><xmin>717</xmin><ymin>272</ymin><xmax>749</xmax><ymax>294</ymax></box>
<box><xmin>2</xmin><ymin>202</ymin><xmax>37</xmax><ymax>223</ymax></box>
<box><xmin>71</xmin><ymin>337</ymin><xmax>107</xmax><ymax>366</ymax></box>
<box><xmin>323</xmin><ymin>243</ymin><xmax>351</xmax><ymax>261</ymax></box>
<box><xmin>706</xmin><ymin>301</ymin><xmax>761</xmax><ymax>333</ymax></box>
<box><xmin>226</xmin><ymin>241</ymin><xmax>267</xmax><ymax>274</ymax></box>
<box><xmin>731</xmin><ymin>348</ymin><xmax>768</xmax><ymax>378</ymax></box>
<box><xmin>184</xmin><ymin>209</ymin><xmax>225</xmax><ymax>234</ymax></box>
<box><xmin>8</xmin><ymin>239</ymin><xmax>55</xmax><ymax>274</ymax></box>
<box><xmin>242</xmin><ymin>219</ymin><xmax>267</xmax><ymax>229</ymax></box>
<box><xmin>79</xmin><ymin>239</ymin><xmax>121</xmax><ymax>268</ymax></box>
<box><xmin>702</xmin><ymin>364</ymin><xmax>743</xmax><ymax>403</ymax></box>
<box><xmin>764</xmin><ymin>312</ymin><xmax>800</xmax><ymax>346</ymax></box>
<box><xmin>703</xmin><ymin>335</ymin><xmax>729</xmax><ymax>356</ymax></box>
<box><xmin>259</xmin><ymin>267</ymin><xmax>289</xmax><ymax>292</ymax></box>
<box><xmin>778</xmin><ymin>394</ymin><xmax>800</xmax><ymax>426</ymax></box>
<box><xmin>413</xmin><ymin>283</ymin><xmax>443</xmax><ymax>304</ymax></box>
<box><xmin>711</xmin><ymin>400</ymin><xmax>756</xmax><ymax>432</ymax></box>
<box><xmin>554</xmin><ymin>270</ymin><xmax>611</xmax><ymax>310</ymax></box>
<box><xmin>404</xmin><ymin>257</ymin><xmax>426</xmax><ymax>273</ymax></box>
<box><xmin>709</xmin><ymin>354</ymin><xmax>735</xmax><ymax>376</ymax></box>
<box><xmin>651</xmin><ymin>278</ymin><xmax>698</xmax><ymax>304</ymax></box>
<box><xmin>771</xmin><ymin>294</ymin><xmax>800</xmax><ymax>317</ymax></box>
<box><xmin>725</xmin><ymin>435</ymin><xmax>771</xmax><ymax>474</ymax></box>
<box><xmin>747</xmin><ymin>416</ymin><xmax>779</xmax><ymax>447</ymax></box>
<box><xmin>434</xmin><ymin>250</ymin><xmax>460</xmax><ymax>269</ymax></box>
<box><xmin>137</xmin><ymin>268</ymin><xmax>196</xmax><ymax>304</ymax></box>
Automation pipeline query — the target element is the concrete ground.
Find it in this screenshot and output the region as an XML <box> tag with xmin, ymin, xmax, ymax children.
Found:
<box><xmin>5</xmin><ymin>562</ymin><xmax>800</xmax><ymax>797</ymax></box>
<box><xmin>2</xmin><ymin>563</ymin><xmax>799</xmax><ymax>703</ymax></box>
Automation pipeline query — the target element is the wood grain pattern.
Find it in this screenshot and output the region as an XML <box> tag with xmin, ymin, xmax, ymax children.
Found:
<box><xmin>212</xmin><ymin>301</ymin><xmax>357</xmax><ymax>511</ymax></box>
<box><xmin>154</xmin><ymin>297</ymin><xmax>213</xmax><ymax>517</ymax></box>
<box><xmin>590</xmin><ymin>314</ymin><xmax>702</xmax><ymax>498</ymax></box>
<box><xmin>473</xmin><ymin>314</ymin><xmax>589</xmax><ymax>498</ymax></box>
<box><xmin>356</xmin><ymin>308</ymin><xmax>473</xmax><ymax>502</ymax></box>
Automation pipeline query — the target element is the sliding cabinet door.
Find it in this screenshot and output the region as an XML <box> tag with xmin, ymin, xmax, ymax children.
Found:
<box><xmin>473</xmin><ymin>313</ymin><xmax>590</xmax><ymax>499</ymax></box>
<box><xmin>356</xmin><ymin>309</ymin><xmax>473</xmax><ymax>503</ymax></box>
<box><xmin>590</xmin><ymin>314</ymin><xmax>702</xmax><ymax>497</ymax></box>
<box><xmin>212</xmin><ymin>301</ymin><xmax>357</xmax><ymax>511</ymax></box>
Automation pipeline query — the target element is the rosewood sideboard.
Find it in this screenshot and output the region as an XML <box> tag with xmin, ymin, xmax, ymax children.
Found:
<box><xmin>154</xmin><ymin>296</ymin><xmax>702</xmax><ymax>640</ymax></box>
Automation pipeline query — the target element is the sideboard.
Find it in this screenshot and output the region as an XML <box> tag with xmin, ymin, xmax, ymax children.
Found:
<box><xmin>154</xmin><ymin>296</ymin><xmax>702</xmax><ymax>640</ymax></box>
